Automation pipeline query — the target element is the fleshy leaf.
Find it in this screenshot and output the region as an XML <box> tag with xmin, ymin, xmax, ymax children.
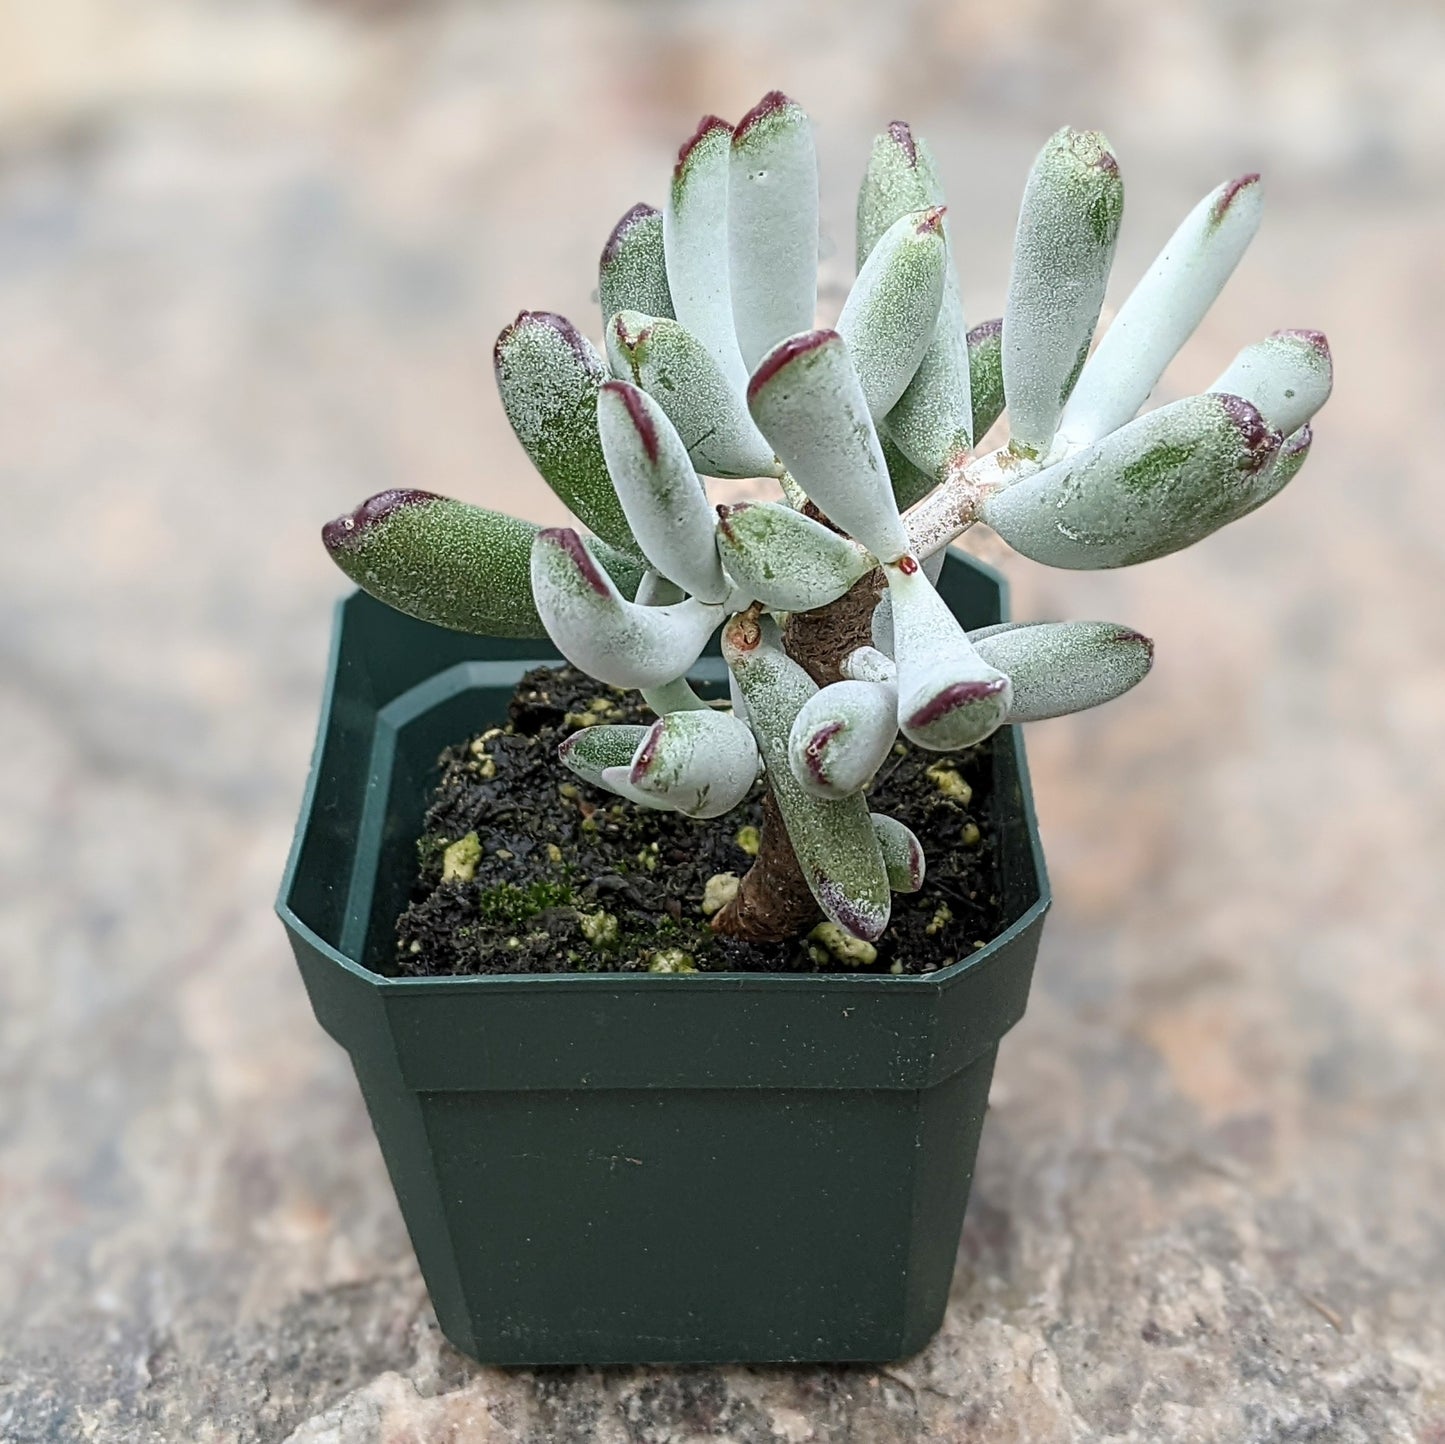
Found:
<box><xmin>722</xmin><ymin>614</ymin><xmax>891</xmax><ymax>940</ymax></box>
<box><xmin>628</xmin><ymin>709</ymin><xmax>759</xmax><ymax>818</ymax></box>
<box><xmin>881</xmin><ymin>431</ymin><xmax>937</xmax><ymax>511</ymax></box>
<box><xmin>967</xmin><ymin>318</ymin><xmax>1005</xmax><ymax>441</ymax></box>
<box><xmin>787</xmin><ymin>679</ymin><xmax>898</xmax><ymax>799</ymax></box>
<box><xmin>884</xmin><ymin>554</ymin><xmax>1012</xmax><ymax>750</ymax></box>
<box><xmin>597</xmin><ymin>380</ymin><xmax>728</xmax><ymax>601</ymax></box>
<box><xmin>714</xmin><ymin>501</ymin><xmax>874</xmax><ymax>611</ymax></box>
<box><xmin>599</xmin><ymin>203</ymin><xmax>675</xmax><ymax>327</ymax></box>
<box><xmin>841</xmin><ymin>646</ymin><xmax>896</xmax><ymax>685</ymax></box>
<box><xmin>1056</xmin><ymin>174</ymin><xmax>1264</xmax><ymax>451</ymax></box>
<box><xmin>607</xmin><ymin>311</ymin><xmax>779</xmax><ymax>478</ymax></box>
<box><xmin>493</xmin><ymin>311</ymin><xmax>637</xmax><ymax>554</ymax></box>
<box><xmin>665</xmin><ymin>115</ymin><xmax>749</xmax><ymax>391</ymax></box>
<box><xmin>747</xmin><ymin>330</ymin><xmax>909</xmax><ymax>561</ymax></box>
<box><xmin>971</xmin><ymin>621</ymin><xmax>1154</xmax><ymax>722</ymax></box>
<box><xmin>558</xmin><ymin>724</ymin><xmax>649</xmax><ymax>787</ymax></box>
<box><xmin>1208</xmin><ymin>329</ymin><xmax>1332</xmax><ymax>437</ymax></box>
<box><xmin>837</xmin><ymin>206</ymin><xmax>948</xmax><ymax>420</ymax></box>
<box><xmin>1003</xmin><ymin>128</ymin><xmax>1124</xmax><ymax>457</ymax></box>
<box><xmin>597</xmin><ymin>765</ymin><xmax>674</xmax><ymax>811</ymax></box>
<box><xmin>1243</xmin><ymin>424</ymin><xmax>1311</xmax><ymax>517</ymax></box>
<box><xmin>633</xmin><ymin>572</ymin><xmax>713</xmax><ymax>715</ymax></box>
<box><xmin>530</xmin><ymin>527</ymin><xmax>723</xmax><ymax>688</ymax></box>
<box><xmin>852</xmin><ymin>125</ymin><xmax>977</xmax><ymax>477</ymax></box>
<box><xmin>871</xmin><ymin>813</ymin><xmax>925</xmax><ymax>893</ymax></box>
<box><xmin>729</xmin><ymin>92</ymin><xmax>819</xmax><ymax>371</ymax></box>
<box><xmin>322</xmin><ymin>490</ymin><xmax>643</xmax><ymax>638</ymax></box>
<box><xmin>856</xmin><ymin>121</ymin><xmax>941</xmax><ymax>266</ymax></box>
<box><xmin>980</xmin><ymin>392</ymin><xmax>1283</xmax><ymax>569</ymax></box>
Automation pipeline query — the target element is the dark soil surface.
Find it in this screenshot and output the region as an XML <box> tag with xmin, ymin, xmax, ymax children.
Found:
<box><xmin>394</xmin><ymin>665</ymin><xmax>1008</xmax><ymax>975</ymax></box>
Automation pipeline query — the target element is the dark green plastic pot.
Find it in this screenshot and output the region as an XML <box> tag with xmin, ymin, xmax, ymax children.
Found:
<box><xmin>277</xmin><ymin>552</ymin><xmax>1050</xmax><ymax>1366</ymax></box>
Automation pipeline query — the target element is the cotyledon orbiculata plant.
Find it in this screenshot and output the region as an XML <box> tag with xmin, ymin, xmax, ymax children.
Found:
<box><xmin>323</xmin><ymin>93</ymin><xmax>1331</xmax><ymax>946</ymax></box>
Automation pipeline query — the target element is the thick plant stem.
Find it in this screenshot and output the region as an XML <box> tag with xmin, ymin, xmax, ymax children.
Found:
<box><xmin>712</xmin><ymin>566</ymin><xmax>885</xmax><ymax>942</ymax></box>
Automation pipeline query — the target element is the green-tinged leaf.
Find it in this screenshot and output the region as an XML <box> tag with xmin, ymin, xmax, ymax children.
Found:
<box><xmin>881</xmin><ymin>431</ymin><xmax>937</xmax><ymax>511</ymax></box>
<box><xmin>747</xmin><ymin>329</ymin><xmax>909</xmax><ymax>561</ymax></box>
<box><xmin>665</xmin><ymin>115</ymin><xmax>748</xmax><ymax>390</ymax></box>
<box><xmin>530</xmin><ymin>527</ymin><xmax>724</xmax><ymax>688</ymax></box>
<box><xmin>729</xmin><ymin>91</ymin><xmax>819</xmax><ymax>371</ymax></box>
<box><xmin>1057</xmin><ymin>174</ymin><xmax>1264</xmax><ymax>450</ymax></box>
<box><xmin>607</xmin><ymin>310</ymin><xmax>779</xmax><ymax>478</ymax></box>
<box><xmin>1003</xmin><ymin>128</ymin><xmax>1124</xmax><ymax>456</ymax></box>
<box><xmin>871</xmin><ymin>813</ymin><xmax>925</xmax><ymax>892</ymax></box>
<box><xmin>856</xmin><ymin>121</ymin><xmax>942</xmax><ymax>267</ymax></box>
<box><xmin>787</xmin><ymin>679</ymin><xmax>898</xmax><ymax>799</ymax></box>
<box><xmin>715</xmin><ymin>501</ymin><xmax>874</xmax><ymax>611</ymax></box>
<box><xmin>980</xmin><ymin>391</ymin><xmax>1283</xmax><ymax>568</ymax></box>
<box><xmin>1208</xmin><ymin>329</ymin><xmax>1332</xmax><ymax>437</ymax></box>
<box><xmin>721</xmin><ymin>615</ymin><xmax>891</xmax><ymax>940</ymax></box>
<box><xmin>838</xmin><ymin>207</ymin><xmax>947</xmax><ymax>420</ymax></box>
<box><xmin>854</xmin><ymin>127</ymin><xmax>978</xmax><ymax>476</ymax></box>
<box><xmin>628</xmin><ymin>709</ymin><xmax>759</xmax><ymax>818</ymax></box>
<box><xmin>883</xmin><ymin>555</ymin><xmax>1012</xmax><ymax>750</ymax></box>
<box><xmin>970</xmin><ymin>621</ymin><xmax>1153</xmax><ymax>722</ymax></box>
<box><xmin>967</xmin><ymin>318</ymin><xmax>1005</xmax><ymax>441</ymax></box>
<box><xmin>599</xmin><ymin>203</ymin><xmax>674</xmax><ymax>327</ymax></box>
<box><xmin>322</xmin><ymin>490</ymin><xmax>642</xmax><ymax>638</ymax></box>
<box><xmin>494</xmin><ymin>311</ymin><xmax>637</xmax><ymax>554</ymax></box>
<box><xmin>597</xmin><ymin>380</ymin><xmax>727</xmax><ymax>601</ymax></box>
<box><xmin>840</xmin><ymin>645</ymin><xmax>896</xmax><ymax>685</ymax></box>
<box><xmin>558</xmin><ymin>724</ymin><xmax>649</xmax><ymax>787</ymax></box>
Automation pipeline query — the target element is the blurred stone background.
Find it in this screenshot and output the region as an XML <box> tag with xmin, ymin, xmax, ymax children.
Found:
<box><xmin>2</xmin><ymin>1</ymin><xmax>1443</xmax><ymax>1440</ymax></box>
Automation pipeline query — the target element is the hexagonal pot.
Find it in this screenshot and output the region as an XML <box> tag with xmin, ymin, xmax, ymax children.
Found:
<box><xmin>276</xmin><ymin>551</ymin><xmax>1050</xmax><ymax>1366</ymax></box>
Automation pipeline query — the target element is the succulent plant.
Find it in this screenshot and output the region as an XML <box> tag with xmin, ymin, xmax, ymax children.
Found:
<box><xmin>323</xmin><ymin>94</ymin><xmax>1331</xmax><ymax>945</ymax></box>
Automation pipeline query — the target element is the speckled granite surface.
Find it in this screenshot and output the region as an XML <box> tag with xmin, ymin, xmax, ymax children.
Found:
<box><xmin>2</xmin><ymin>2</ymin><xmax>1443</xmax><ymax>1440</ymax></box>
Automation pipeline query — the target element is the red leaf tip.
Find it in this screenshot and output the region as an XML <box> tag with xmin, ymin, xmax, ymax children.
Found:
<box><xmin>539</xmin><ymin>526</ymin><xmax>611</xmax><ymax>596</ymax></box>
<box><xmin>735</xmin><ymin>90</ymin><xmax>797</xmax><ymax>141</ymax></box>
<box><xmin>746</xmin><ymin>328</ymin><xmax>839</xmax><ymax>402</ymax></box>
<box><xmin>886</xmin><ymin>121</ymin><xmax>918</xmax><ymax>166</ymax></box>
<box><xmin>322</xmin><ymin>489</ymin><xmax>435</xmax><ymax>553</ymax></box>
<box><xmin>675</xmin><ymin>115</ymin><xmax>733</xmax><ymax>177</ymax></box>
<box><xmin>601</xmin><ymin>380</ymin><xmax>661</xmax><ymax>463</ymax></box>
<box><xmin>600</xmin><ymin>203</ymin><xmax>659</xmax><ymax>269</ymax></box>
<box><xmin>1211</xmin><ymin>173</ymin><xmax>1261</xmax><ymax>226</ymax></box>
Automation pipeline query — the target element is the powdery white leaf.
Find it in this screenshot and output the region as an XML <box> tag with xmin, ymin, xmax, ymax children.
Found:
<box><xmin>1207</xmin><ymin>329</ymin><xmax>1332</xmax><ymax>437</ymax></box>
<box><xmin>714</xmin><ymin>501</ymin><xmax>874</xmax><ymax>612</ymax></box>
<box><xmin>884</xmin><ymin>554</ymin><xmax>1012</xmax><ymax>751</ymax></box>
<box><xmin>980</xmin><ymin>392</ymin><xmax>1282</xmax><ymax>569</ymax></box>
<box><xmin>1055</xmin><ymin>174</ymin><xmax>1264</xmax><ymax>452</ymax></box>
<box><xmin>558</xmin><ymin>724</ymin><xmax>650</xmax><ymax>788</ymax></box>
<box><xmin>970</xmin><ymin>621</ymin><xmax>1154</xmax><ymax>722</ymax></box>
<box><xmin>837</xmin><ymin>206</ymin><xmax>947</xmax><ymax>420</ymax></box>
<box><xmin>597</xmin><ymin>381</ymin><xmax>727</xmax><ymax>601</ymax></box>
<box><xmin>531</xmin><ymin>527</ymin><xmax>724</xmax><ymax>689</ymax></box>
<box><xmin>599</xmin><ymin>203</ymin><xmax>675</xmax><ymax>329</ymax></box>
<box><xmin>1003</xmin><ymin>128</ymin><xmax>1124</xmax><ymax>457</ymax></box>
<box><xmin>729</xmin><ymin>92</ymin><xmax>819</xmax><ymax>371</ymax></box>
<box><xmin>607</xmin><ymin>311</ymin><xmax>779</xmax><ymax>479</ymax></box>
<box><xmin>787</xmin><ymin>679</ymin><xmax>899</xmax><ymax>799</ymax></box>
<box><xmin>747</xmin><ymin>329</ymin><xmax>909</xmax><ymax>561</ymax></box>
<box><xmin>628</xmin><ymin>709</ymin><xmax>760</xmax><ymax>818</ymax></box>
<box><xmin>665</xmin><ymin>116</ymin><xmax>749</xmax><ymax>392</ymax></box>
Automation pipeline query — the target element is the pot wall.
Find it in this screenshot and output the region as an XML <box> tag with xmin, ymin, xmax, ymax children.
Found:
<box><xmin>278</xmin><ymin>553</ymin><xmax>1050</xmax><ymax>1364</ymax></box>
